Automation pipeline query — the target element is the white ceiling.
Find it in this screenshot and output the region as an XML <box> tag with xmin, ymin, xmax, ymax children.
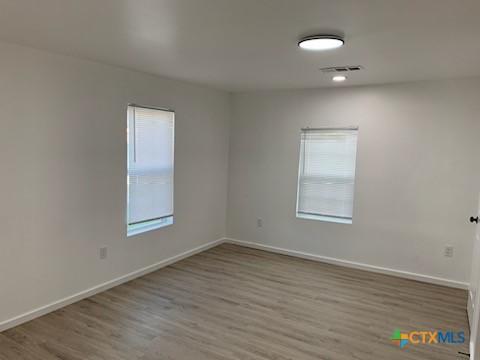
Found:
<box><xmin>0</xmin><ymin>0</ymin><xmax>479</xmax><ymax>91</ymax></box>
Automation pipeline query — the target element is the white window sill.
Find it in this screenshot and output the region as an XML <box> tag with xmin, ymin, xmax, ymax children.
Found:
<box><xmin>296</xmin><ymin>213</ymin><xmax>352</xmax><ymax>224</ymax></box>
<box><xmin>127</xmin><ymin>216</ymin><xmax>174</xmax><ymax>237</ymax></box>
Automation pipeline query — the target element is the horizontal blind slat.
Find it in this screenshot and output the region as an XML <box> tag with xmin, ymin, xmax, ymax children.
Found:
<box><xmin>127</xmin><ymin>106</ymin><xmax>174</xmax><ymax>225</ymax></box>
<box><xmin>297</xmin><ymin>129</ymin><xmax>358</xmax><ymax>219</ymax></box>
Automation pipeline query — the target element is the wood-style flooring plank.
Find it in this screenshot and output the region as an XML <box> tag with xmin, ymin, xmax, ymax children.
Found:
<box><xmin>0</xmin><ymin>244</ymin><xmax>470</xmax><ymax>359</ymax></box>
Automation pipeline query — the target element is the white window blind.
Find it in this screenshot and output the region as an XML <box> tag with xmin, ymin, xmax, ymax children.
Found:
<box><xmin>127</xmin><ymin>105</ymin><xmax>174</xmax><ymax>233</ymax></box>
<box><xmin>296</xmin><ymin>128</ymin><xmax>358</xmax><ymax>223</ymax></box>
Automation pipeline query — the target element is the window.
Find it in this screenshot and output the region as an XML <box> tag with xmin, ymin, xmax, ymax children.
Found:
<box><xmin>296</xmin><ymin>128</ymin><xmax>358</xmax><ymax>224</ymax></box>
<box><xmin>127</xmin><ymin>105</ymin><xmax>174</xmax><ymax>236</ymax></box>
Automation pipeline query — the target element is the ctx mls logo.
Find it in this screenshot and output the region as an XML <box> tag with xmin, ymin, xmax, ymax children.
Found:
<box><xmin>391</xmin><ymin>329</ymin><xmax>465</xmax><ymax>349</ymax></box>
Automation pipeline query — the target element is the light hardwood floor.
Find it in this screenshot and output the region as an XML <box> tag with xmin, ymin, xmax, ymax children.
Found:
<box><xmin>0</xmin><ymin>244</ymin><xmax>470</xmax><ymax>359</ymax></box>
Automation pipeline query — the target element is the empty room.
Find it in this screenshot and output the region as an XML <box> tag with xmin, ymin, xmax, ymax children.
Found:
<box><xmin>1</xmin><ymin>1</ymin><xmax>480</xmax><ymax>359</ymax></box>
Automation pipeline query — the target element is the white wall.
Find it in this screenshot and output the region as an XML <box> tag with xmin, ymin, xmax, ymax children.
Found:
<box><xmin>227</xmin><ymin>78</ymin><xmax>480</xmax><ymax>285</ymax></box>
<box><xmin>2</xmin><ymin>39</ymin><xmax>479</xmax><ymax>328</ymax></box>
<box><xmin>0</xmin><ymin>42</ymin><xmax>230</xmax><ymax>324</ymax></box>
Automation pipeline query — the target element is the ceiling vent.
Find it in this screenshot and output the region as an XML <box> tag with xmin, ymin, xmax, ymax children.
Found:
<box><xmin>320</xmin><ymin>65</ymin><xmax>364</xmax><ymax>73</ymax></box>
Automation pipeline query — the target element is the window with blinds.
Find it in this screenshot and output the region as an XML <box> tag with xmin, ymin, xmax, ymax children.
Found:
<box><xmin>127</xmin><ymin>105</ymin><xmax>174</xmax><ymax>236</ymax></box>
<box><xmin>296</xmin><ymin>128</ymin><xmax>358</xmax><ymax>224</ymax></box>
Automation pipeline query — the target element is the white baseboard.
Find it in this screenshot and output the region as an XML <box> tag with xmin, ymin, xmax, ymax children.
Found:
<box><xmin>225</xmin><ymin>238</ymin><xmax>469</xmax><ymax>290</ymax></box>
<box><xmin>1</xmin><ymin>237</ymin><xmax>468</xmax><ymax>333</ymax></box>
<box><xmin>0</xmin><ymin>238</ymin><xmax>224</xmax><ymax>333</ymax></box>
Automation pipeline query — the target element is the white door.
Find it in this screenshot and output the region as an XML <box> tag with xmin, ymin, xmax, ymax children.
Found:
<box><xmin>468</xmin><ymin>196</ymin><xmax>480</xmax><ymax>359</ymax></box>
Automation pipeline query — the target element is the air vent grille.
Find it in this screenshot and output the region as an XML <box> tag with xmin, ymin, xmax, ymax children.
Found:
<box><xmin>320</xmin><ymin>65</ymin><xmax>364</xmax><ymax>73</ymax></box>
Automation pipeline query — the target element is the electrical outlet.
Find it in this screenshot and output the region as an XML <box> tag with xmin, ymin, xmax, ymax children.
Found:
<box><xmin>257</xmin><ymin>218</ymin><xmax>263</xmax><ymax>228</ymax></box>
<box><xmin>444</xmin><ymin>246</ymin><xmax>454</xmax><ymax>258</ymax></box>
<box><xmin>100</xmin><ymin>247</ymin><xmax>108</xmax><ymax>260</ymax></box>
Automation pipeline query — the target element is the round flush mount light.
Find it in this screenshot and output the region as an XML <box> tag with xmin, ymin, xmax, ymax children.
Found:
<box><xmin>298</xmin><ymin>35</ymin><xmax>344</xmax><ymax>51</ymax></box>
<box><xmin>332</xmin><ymin>75</ymin><xmax>347</xmax><ymax>82</ymax></box>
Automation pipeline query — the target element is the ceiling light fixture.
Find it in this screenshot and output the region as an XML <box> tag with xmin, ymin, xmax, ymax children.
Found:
<box><xmin>298</xmin><ymin>35</ymin><xmax>344</xmax><ymax>51</ymax></box>
<box><xmin>332</xmin><ymin>75</ymin><xmax>347</xmax><ymax>82</ymax></box>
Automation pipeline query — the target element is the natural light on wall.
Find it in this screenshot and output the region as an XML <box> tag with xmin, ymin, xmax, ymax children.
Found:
<box><xmin>296</xmin><ymin>128</ymin><xmax>358</xmax><ymax>224</ymax></box>
<box><xmin>127</xmin><ymin>105</ymin><xmax>175</xmax><ymax>236</ymax></box>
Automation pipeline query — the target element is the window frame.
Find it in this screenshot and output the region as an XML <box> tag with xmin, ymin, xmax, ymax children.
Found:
<box><xmin>295</xmin><ymin>126</ymin><xmax>358</xmax><ymax>225</ymax></box>
<box><xmin>126</xmin><ymin>103</ymin><xmax>175</xmax><ymax>237</ymax></box>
